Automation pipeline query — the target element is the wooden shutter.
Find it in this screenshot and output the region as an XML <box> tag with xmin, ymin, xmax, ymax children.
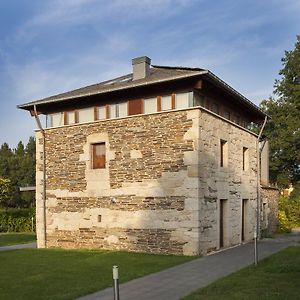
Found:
<box><xmin>92</xmin><ymin>143</ymin><xmax>106</xmax><ymax>169</ymax></box>
<box><xmin>128</xmin><ymin>99</ymin><xmax>142</xmax><ymax>115</ymax></box>
<box><xmin>171</xmin><ymin>93</ymin><xmax>176</xmax><ymax>109</ymax></box>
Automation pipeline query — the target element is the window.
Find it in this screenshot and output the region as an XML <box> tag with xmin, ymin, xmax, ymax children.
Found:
<box><xmin>65</xmin><ymin>111</ymin><xmax>76</xmax><ymax>125</ymax></box>
<box><xmin>242</xmin><ymin>147</ymin><xmax>249</xmax><ymax>171</ymax></box>
<box><xmin>92</xmin><ymin>143</ymin><xmax>106</xmax><ymax>169</ymax></box>
<box><xmin>109</xmin><ymin>102</ymin><xmax>128</xmax><ymax>118</ymax></box>
<box><xmin>176</xmin><ymin>92</ymin><xmax>190</xmax><ymax>109</ymax></box>
<box><xmin>144</xmin><ymin>97</ymin><xmax>157</xmax><ymax>114</ymax></box>
<box><xmin>49</xmin><ymin>112</ymin><xmax>64</xmax><ymax>127</ymax></box>
<box><xmin>97</xmin><ymin>106</ymin><xmax>106</xmax><ymax>120</ymax></box>
<box><xmin>118</xmin><ymin>102</ymin><xmax>128</xmax><ymax>118</ymax></box>
<box><xmin>233</xmin><ymin>114</ymin><xmax>240</xmax><ymax>125</ymax></box>
<box><xmin>223</xmin><ymin>110</ymin><xmax>230</xmax><ymax>120</ymax></box>
<box><xmin>194</xmin><ymin>94</ymin><xmax>205</xmax><ymax>107</ymax></box>
<box><xmin>109</xmin><ymin>104</ymin><xmax>117</xmax><ymax>119</ymax></box>
<box><xmin>220</xmin><ymin>139</ymin><xmax>228</xmax><ymax>167</ymax></box>
<box><xmin>78</xmin><ymin>107</ymin><xmax>94</xmax><ymax>123</ymax></box>
<box><xmin>205</xmin><ymin>99</ymin><xmax>210</xmax><ymax>109</ymax></box>
<box><xmin>211</xmin><ymin>103</ymin><xmax>219</xmax><ymax>114</ymax></box>
<box><xmin>161</xmin><ymin>95</ymin><xmax>172</xmax><ymax>111</ymax></box>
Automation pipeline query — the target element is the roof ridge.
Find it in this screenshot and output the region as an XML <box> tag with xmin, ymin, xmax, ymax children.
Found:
<box><xmin>151</xmin><ymin>64</ymin><xmax>206</xmax><ymax>72</ymax></box>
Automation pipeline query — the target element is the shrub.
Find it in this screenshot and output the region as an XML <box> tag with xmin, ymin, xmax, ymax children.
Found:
<box><xmin>0</xmin><ymin>208</ymin><xmax>35</xmax><ymax>232</ymax></box>
<box><xmin>278</xmin><ymin>195</ymin><xmax>300</xmax><ymax>233</ymax></box>
<box><xmin>0</xmin><ymin>178</ymin><xmax>12</xmax><ymax>207</ymax></box>
<box><xmin>278</xmin><ymin>210</ymin><xmax>291</xmax><ymax>233</ymax></box>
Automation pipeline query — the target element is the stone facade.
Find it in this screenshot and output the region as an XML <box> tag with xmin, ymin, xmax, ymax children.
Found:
<box><xmin>36</xmin><ymin>107</ymin><xmax>261</xmax><ymax>255</ymax></box>
<box><xmin>261</xmin><ymin>186</ymin><xmax>279</xmax><ymax>236</ymax></box>
<box><xmin>197</xmin><ymin>110</ymin><xmax>258</xmax><ymax>252</ymax></box>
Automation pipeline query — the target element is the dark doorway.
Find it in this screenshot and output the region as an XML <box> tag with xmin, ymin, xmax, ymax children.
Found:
<box><xmin>220</xmin><ymin>199</ymin><xmax>227</xmax><ymax>248</ymax></box>
<box><xmin>241</xmin><ymin>199</ymin><xmax>248</xmax><ymax>242</ymax></box>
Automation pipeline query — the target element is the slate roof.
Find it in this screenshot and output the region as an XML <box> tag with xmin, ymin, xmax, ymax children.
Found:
<box><xmin>17</xmin><ymin>64</ymin><xmax>266</xmax><ymax>118</ymax></box>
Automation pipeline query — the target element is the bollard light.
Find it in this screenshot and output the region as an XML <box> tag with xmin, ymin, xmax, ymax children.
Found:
<box><xmin>113</xmin><ymin>265</ymin><xmax>120</xmax><ymax>300</ymax></box>
<box><xmin>254</xmin><ymin>231</ymin><xmax>258</xmax><ymax>266</ymax></box>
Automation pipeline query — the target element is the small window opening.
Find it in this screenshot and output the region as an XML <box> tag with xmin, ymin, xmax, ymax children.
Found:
<box><xmin>243</xmin><ymin>147</ymin><xmax>249</xmax><ymax>171</ymax></box>
<box><xmin>220</xmin><ymin>139</ymin><xmax>227</xmax><ymax>167</ymax></box>
<box><xmin>92</xmin><ymin>143</ymin><xmax>106</xmax><ymax>169</ymax></box>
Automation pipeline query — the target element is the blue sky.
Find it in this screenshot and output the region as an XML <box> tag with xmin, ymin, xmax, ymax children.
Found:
<box><xmin>0</xmin><ymin>0</ymin><xmax>299</xmax><ymax>148</ymax></box>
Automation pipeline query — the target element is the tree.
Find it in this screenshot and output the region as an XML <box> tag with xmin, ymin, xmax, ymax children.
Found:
<box><xmin>0</xmin><ymin>143</ymin><xmax>13</xmax><ymax>178</ymax></box>
<box><xmin>0</xmin><ymin>137</ymin><xmax>36</xmax><ymax>207</ymax></box>
<box><xmin>260</xmin><ymin>36</ymin><xmax>300</xmax><ymax>187</ymax></box>
<box><xmin>0</xmin><ymin>178</ymin><xmax>12</xmax><ymax>207</ymax></box>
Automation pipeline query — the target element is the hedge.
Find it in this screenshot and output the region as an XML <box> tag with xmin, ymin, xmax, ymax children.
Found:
<box><xmin>0</xmin><ymin>208</ymin><xmax>35</xmax><ymax>232</ymax></box>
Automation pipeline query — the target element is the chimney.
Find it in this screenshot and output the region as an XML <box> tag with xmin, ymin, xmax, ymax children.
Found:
<box><xmin>132</xmin><ymin>56</ymin><xmax>151</xmax><ymax>80</ymax></box>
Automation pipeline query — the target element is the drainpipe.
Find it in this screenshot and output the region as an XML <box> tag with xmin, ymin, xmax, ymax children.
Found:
<box><xmin>33</xmin><ymin>105</ymin><xmax>47</xmax><ymax>247</ymax></box>
<box><xmin>256</xmin><ymin>116</ymin><xmax>268</xmax><ymax>240</ymax></box>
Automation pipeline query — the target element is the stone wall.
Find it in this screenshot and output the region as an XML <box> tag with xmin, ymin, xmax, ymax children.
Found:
<box><xmin>36</xmin><ymin>109</ymin><xmax>200</xmax><ymax>255</ymax></box>
<box><xmin>261</xmin><ymin>186</ymin><xmax>279</xmax><ymax>236</ymax></box>
<box><xmin>35</xmin><ymin>107</ymin><xmax>260</xmax><ymax>255</ymax></box>
<box><xmin>197</xmin><ymin>110</ymin><xmax>258</xmax><ymax>253</ymax></box>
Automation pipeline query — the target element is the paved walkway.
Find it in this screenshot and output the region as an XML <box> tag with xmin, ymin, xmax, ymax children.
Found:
<box><xmin>0</xmin><ymin>242</ymin><xmax>37</xmax><ymax>252</ymax></box>
<box><xmin>78</xmin><ymin>233</ymin><xmax>300</xmax><ymax>300</ymax></box>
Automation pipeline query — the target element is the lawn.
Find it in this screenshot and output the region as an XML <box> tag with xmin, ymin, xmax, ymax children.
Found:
<box><xmin>0</xmin><ymin>232</ymin><xmax>36</xmax><ymax>246</ymax></box>
<box><xmin>0</xmin><ymin>248</ymin><xmax>195</xmax><ymax>300</ymax></box>
<box><xmin>183</xmin><ymin>246</ymin><xmax>300</xmax><ymax>300</ymax></box>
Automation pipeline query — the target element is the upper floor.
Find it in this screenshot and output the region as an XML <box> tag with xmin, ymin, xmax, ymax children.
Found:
<box><xmin>18</xmin><ymin>56</ymin><xmax>266</xmax><ymax>130</ymax></box>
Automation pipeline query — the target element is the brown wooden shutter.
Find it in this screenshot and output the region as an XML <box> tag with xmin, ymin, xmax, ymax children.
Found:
<box><xmin>92</xmin><ymin>143</ymin><xmax>106</xmax><ymax>169</ymax></box>
<box><xmin>128</xmin><ymin>99</ymin><xmax>142</xmax><ymax>115</ymax></box>
<box><xmin>74</xmin><ymin>110</ymin><xmax>79</xmax><ymax>123</ymax></box>
<box><xmin>106</xmin><ymin>105</ymin><xmax>110</xmax><ymax>119</ymax></box>
<box><xmin>171</xmin><ymin>93</ymin><xmax>176</xmax><ymax>109</ymax></box>
<box><xmin>64</xmin><ymin>112</ymin><xmax>68</xmax><ymax>125</ymax></box>
<box><xmin>94</xmin><ymin>107</ymin><xmax>98</xmax><ymax>121</ymax></box>
<box><xmin>157</xmin><ymin>96</ymin><xmax>162</xmax><ymax>112</ymax></box>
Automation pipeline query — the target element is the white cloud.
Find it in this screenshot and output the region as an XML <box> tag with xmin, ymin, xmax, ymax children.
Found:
<box><xmin>6</xmin><ymin>41</ymin><xmax>133</xmax><ymax>103</ymax></box>
<box><xmin>15</xmin><ymin>0</ymin><xmax>195</xmax><ymax>46</ymax></box>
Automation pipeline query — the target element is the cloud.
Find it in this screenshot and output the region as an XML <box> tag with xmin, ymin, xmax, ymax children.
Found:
<box><xmin>14</xmin><ymin>0</ymin><xmax>195</xmax><ymax>45</ymax></box>
<box><xmin>6</xmin><ymin>40</ymin><xmax>133</xmax><ymax>104</ymax></box>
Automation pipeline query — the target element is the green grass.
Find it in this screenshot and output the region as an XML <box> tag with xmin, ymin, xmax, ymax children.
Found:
<box><xmin>0</xmin><ymin>232</ymin><xmax>36</xmax><ymax>246</ymax></box>
<box><xmin>183</xmin><ymin>246</ymin><xmax>300</xmax><ymax>300</ymax></box>
<box><xmin>0</xmin><ymin>248</ymin><xmax>195</xmax><ymax>300</ymax></box>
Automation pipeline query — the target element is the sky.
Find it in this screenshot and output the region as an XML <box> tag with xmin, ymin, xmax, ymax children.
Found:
<box><xmin>0</xmin><ymin>0</ymin><xmax>299</xmax><ymax>148</ymax></box>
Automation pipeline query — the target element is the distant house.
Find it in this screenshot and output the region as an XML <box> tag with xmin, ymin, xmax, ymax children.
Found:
<box><xmin>18</xmin><ymin>56</ymin><xmax>277</xmax><ymax>255</ymax></box>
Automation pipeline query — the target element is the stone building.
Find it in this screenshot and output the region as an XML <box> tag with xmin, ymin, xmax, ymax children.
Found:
<box><xmin>18</xmin><ymin>56</ymin><xmax>276</xmax><ymax>255</ymax></box>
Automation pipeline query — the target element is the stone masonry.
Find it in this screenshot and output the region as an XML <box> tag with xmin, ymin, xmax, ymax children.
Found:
<box><xmin>36</xmin><ymin>107</ymin><xmax>260</xmax><ymax>255</ymax></box>
<box><xmin>261</xmin><ymin>186</ymin><xmax>279</xmax><ymax>236</ymax></box>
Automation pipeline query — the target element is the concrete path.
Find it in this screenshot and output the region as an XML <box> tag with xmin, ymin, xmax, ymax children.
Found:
<box><xmin>0</xmin><ymin>242</ymin><xmax>37</xmax><ymax>252</ymax></box>
<box><xmin>78</xmin><ymin>234</ymin><xmax>300</xmax><ymax>300</ymax></box>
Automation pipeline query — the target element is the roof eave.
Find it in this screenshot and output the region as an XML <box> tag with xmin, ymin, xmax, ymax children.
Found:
<box><xmin>17</xmin><ymin>70</ymin><xmax>208</xmax><ymax>111</ymax></box>
<box><xmin>204</xmin><ymin>71</ymin><xmax>267</xmax><ymax>119</ymax></box>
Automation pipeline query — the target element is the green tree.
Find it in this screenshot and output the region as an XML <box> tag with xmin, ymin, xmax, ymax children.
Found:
<box><xmin>260</xmin><ymin>36</ymin><xmax>300</xmax><ymax>187</ymax></box>
<box><xmin>0</xmin><ymin>137</ymin><xmax>36</xmax><ymax>207</ymax></box>
<box><xmin>0</xmin><ymin>143</ymin><xmax>13</xmax><ymax>178</ymax></box>
<box><xmin>0</xmin><ymin>178</ymin><xmax>12</xmax><ymax>207</ymax></box>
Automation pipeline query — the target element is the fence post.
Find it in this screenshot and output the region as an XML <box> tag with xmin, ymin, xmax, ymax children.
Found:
<box><xmin>31</xmin><ymin>216</ymin><xmax>34</xmax><ymax>232</ymax></box>
<box><xmin>113</xmin><ymin>265</ymin><xmax>120</xmax><ymax>300</ymax></box>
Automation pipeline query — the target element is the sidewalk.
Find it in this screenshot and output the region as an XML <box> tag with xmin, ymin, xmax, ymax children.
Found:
<box><xmin>0</xmin><ymin>242</ymin><xmax>37</xmax><ymax>252</ymax></box>
<box><xmin>78</xmin><ymin>233</ymin><xmax>300</xmax><ymax>300</ymax></box>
